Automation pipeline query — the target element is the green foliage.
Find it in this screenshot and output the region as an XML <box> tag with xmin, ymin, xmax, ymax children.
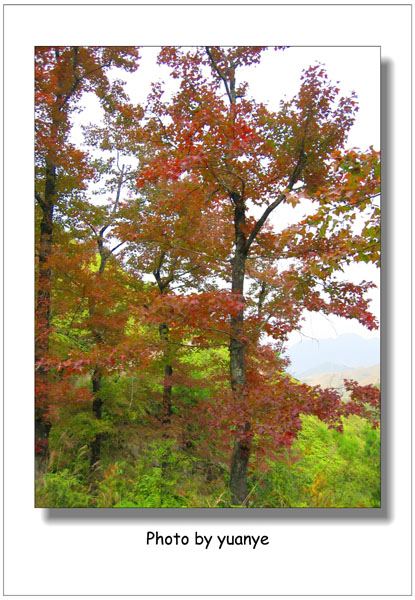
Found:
<box><xmin>36</xmin><ymin>46</ymin><xmax>380</xmax><ymax>511</ymax></box>
<box><xmin>38</xmin><ymin>363</ymin><xmax>379</xmax><ymax>508</ymax></box>
<box><xmin>39</xmin><ymin>412</ymin><xmax>379</xmax><ymax>508</ymax></box>
<box><xmin>95</xmin><ymin>440</ymin><xmax>228</xmax><ymax>508</ymax></box>
<box><xmin>36</xmin><ymin>470</ymin><xmax>93</xmax><ymax>507</ymax></box>
<box><xmin>98</xmin><ymin>376</ymin><xmax>150</xmax><ymax>423</ymax></box>
<box><xmin>47</xmin><ymin>402</ymin><xmax>114</xmax><ymax>482</ymax></box>
<box><xmin>250</xmin><ymin>415</ymin><xmax>380</xmax><ymax>508</ymax></box>
<box><xmin>40</xmin><ymin>415</ymin><xmax>230</xmax><ymax>507</ymax></box>
<box><xmin>177</xmin><ymin>346</ymin><xmax>229</xmax><ymax>402</ymax></box>
<box><xmin>96</xmin><ymin>441</ymin><xmax>189</xmax><ymax>507</ymax></box>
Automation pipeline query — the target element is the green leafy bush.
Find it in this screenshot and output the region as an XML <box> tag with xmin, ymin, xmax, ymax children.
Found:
<box><xmin>36</xmin><ymin>470</ymin><xmax>93</xmax><ymax>507</ymax></box>
<box><xmin>251</xmin><ymin>415</ymin><xmax>380</xmax><ymax>508</ymax></box>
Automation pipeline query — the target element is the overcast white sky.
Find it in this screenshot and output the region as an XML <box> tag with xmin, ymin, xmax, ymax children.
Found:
<box><xmin>73</xmin><ymin>46</ymin><xmax>380</xmax><ymax>346</ymax></box>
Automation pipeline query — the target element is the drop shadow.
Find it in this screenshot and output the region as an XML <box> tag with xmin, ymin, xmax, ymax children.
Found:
<box><xmin>44</xmin><ymin>505</ymin><xmax>385</xmax><ymax>523</ymax></box>
<box><xmin>379</xmin><ymin>57</ymin><xmax>392</xmax><ymax>524</ymax></box>
<box><xmin>44</xmin><ymin>57</ymin><xmax>391</xmax><ymax>525</ymax></box>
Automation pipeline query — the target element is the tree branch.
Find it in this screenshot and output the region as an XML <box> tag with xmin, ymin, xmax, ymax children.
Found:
<box><xmin>111</xmin><ymin>164</ymin><xmax>125</xmax><ymax>215</ymax></box>
<box><xmin>110</xmin><ymin>241</ymin><xmax>126</xmax><ymax>255</ymax></box>
<box><xmin>257</xmin><ymin>280</ymin><xmax>267</xmax><ymax>316</ymax></box>
<box><xmin>35</xmin><ymin>191</ymin><xmax>46</xmax><ymax>210</ymax></box>
<box><xmin>86</xmin><ymin>222</ymin><xmax>98</xmax><ymax>238</ymax></box>
<box><xmin>99</xmin><ymin>224</ymin><xmax>110</xmax><ymax>238</ymax></box>
<box><xmin>58</xmin><ymin>49</ymin><xmax>113</xmax><ymax>112</ymax></box>
<box><xmin>205</xmin><ymin>47</ymin><xmax>234</xmax><ymax>105</ymax></box>
<box><xmin>245</xmin><ymin>193</ymin><xmax>286</xmax><ymax>253</ymax></box>
<box><xmin>153</xmin><ymin>251</ymin><xmax>167</xmax><ymax>292</ymax></box>
<box><xmin>166</xmin><ymin>341</ymin><xmax>228</xmax><ymax>349</ymax></box>
<box><xmin>245</xmin><ymin>138</ymin><xmax>311</xmax><ymax>254</ymax></box>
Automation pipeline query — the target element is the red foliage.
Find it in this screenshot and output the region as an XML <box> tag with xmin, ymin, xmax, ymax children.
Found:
<box><xmin>35</xmin><ymin>46</ymin><xmax>380</xmax><ymax>478</ymax></box>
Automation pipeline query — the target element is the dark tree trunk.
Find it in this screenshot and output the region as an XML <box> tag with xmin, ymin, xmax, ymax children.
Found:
<box><xmin>90</xmin><ymin>367</ymin><xmax>104</xmax><ymax>469</ymax></box>
<box><xmin>162</xmin><ymin>364</ymin><xmax>173</xmax><ymax>424</ymax></box>
<box><xmin>230</xmin><ymin>434</ymin><xmax>250</xmax><ymax>505</ymax></box>
<box><xmin>35</xmin><ymin>161</ymin><xmax>56</xmax><ymax>480</ymax></box>
<box><xmin>35</xmin><ymin>56</ymin><xmax>65</xmax><ymax>479</ymax></box>
<box><xmin>36</xmin><ymin>164</ymin><xmax>55</xmax><ymax>348</ymax></box>
<box><xmin>157</xmin><ymin>300</ymin><xmax>173</xmax><ymax>474</ymax></box>
<box><xmin>228</xmin><ymin>191</ymin><xmax>251</xmax><ymax>506</ymax></box>
<box><xmin>204</xmin><ymin>48</ymin><xmax>301</xmax><ymax>506</ymax></box>
<box><xmin>88</xmin><ymin>240</ymin><xmax>110</xmax><ymax>471</ymax></box>
<box><xmin>159</xmin><ymin>328</ymin><xmax>173</xmax><ymax>471</ymax></box>
<box><xmin>35</xmin><ymin>410</ymin><xmax>52</xmax><ymax>480</ymax></box>
<box><xmin>159</xmin><ymin>322</ymin><xmax>173</xmax><ymax>424</ymax></box>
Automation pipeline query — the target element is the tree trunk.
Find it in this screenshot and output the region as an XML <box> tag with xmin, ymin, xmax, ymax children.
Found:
<box><xmin>162</xmin><ymin>364</ymin><xmax>173</xmax><ymax>424</ymax></box>
<box><xmin>35</xmin><ymin>410</ymin><xmax>52</xmax><ymax>480</ymax></box>
<box><xmin>230</xmin><ymin>434</ymin><xmax>250</xmax><ymax>505</ymax></box>
<box><xmin>88</xmin><ymin>242</ymin><xmax>110</xmax><ymax>470</ymax></box>
<box><xmin>159</xmin><ymin>323</ymin><xmax>173</xmax><ymax>424</ymax></box>
<box><xmin>35</xmin><ymin>57</ymin><xmax>64</xmax><ymax>479</ymax></box>
<box><xmin>90</xmin><ymin>367</ymin><xmax>104</xmax><ymax>469</ymax></box>
<box><xmin>36</xmin><ymin>165</ymin><xmax>55</xmax><ymax>346</ymax></box>
<box><xmin>228</xmin><ymin>192</ymin><xmax>251</xmax><ymax>506</ymax></box>
<box><xmin>35</xmin><ymin>161</ymin><xmax>56</xmax><ymax>480</ymax></box>
<box><xmin>158</xmin><ymin>319</ymin><xmax>173</xmax><ymax>473</ymax></box>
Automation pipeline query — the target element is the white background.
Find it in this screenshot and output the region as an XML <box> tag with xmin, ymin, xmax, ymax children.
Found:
<box><xmin>3</xmin><ymin>2</ymin><xmax>411</xmax><ymax>597</ymax></box>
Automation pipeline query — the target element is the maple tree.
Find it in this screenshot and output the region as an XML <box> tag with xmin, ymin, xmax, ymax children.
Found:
<box><xmin>35</xmin><ymin>46</ymin><xmax>140</xmax><ymax>476</ymax></box>
<box><xmin>134</xmin><ymin>46</ymin><xmax>380</xmax><ymax>504</ymax></box>
<box><xmin>119</xmin><ymin>180</ymin><xmax>233</xmax><ymax>425</ymax></box>
<box><xmin>81</xmin><ymin>172</ymin><xmax>130</xmax><ymax>468</ymax></box>
<box><xmin>84</xmin><ymin>101</ymin><xmax>235</xmax><ymax>430</ymax></box>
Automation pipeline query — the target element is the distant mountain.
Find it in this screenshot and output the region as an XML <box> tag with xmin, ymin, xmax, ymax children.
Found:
<box><xmin>299</xmin><ymin>364</ymin><xmax>380</xmax><ymax>392</ymax></box>
<box><xmin>298</xmin><ymin>361</ymin><xmax>352</xmax><ymax>378</ymax></box>
<box><xmin>285</xmin><ymin>333</ymin><xmax>380</xmax><ymax>377</ymax></box>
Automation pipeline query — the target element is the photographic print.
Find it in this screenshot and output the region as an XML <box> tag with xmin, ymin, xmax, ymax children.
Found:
<box><xmin>35</xmin><ymin>46</ymin><xmax>380</xmax><ymax>508</ymax></box>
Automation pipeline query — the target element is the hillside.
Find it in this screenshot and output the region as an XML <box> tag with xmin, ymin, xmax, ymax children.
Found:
<box><xmin>298</xmin><ymin>363</ymin><xmax>380</xmax><ymax>392</ymax></box>
<box><xmin>285</xmin><ymin>333</ymin><xmax>380</xmax><ymax>377</ymax></box>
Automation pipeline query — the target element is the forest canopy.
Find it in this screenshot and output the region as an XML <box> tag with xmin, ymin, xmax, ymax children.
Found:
<box><xmin>35</xmin><ymin>46</ymin><xmax>380</xmax><ymax>508</ymax></box>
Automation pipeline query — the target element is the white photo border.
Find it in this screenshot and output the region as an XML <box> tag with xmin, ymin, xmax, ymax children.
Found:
<box><xmin>3</xmin><ymin>2</ymin><xmax>411</xmax><ymax>596</ymax></box>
